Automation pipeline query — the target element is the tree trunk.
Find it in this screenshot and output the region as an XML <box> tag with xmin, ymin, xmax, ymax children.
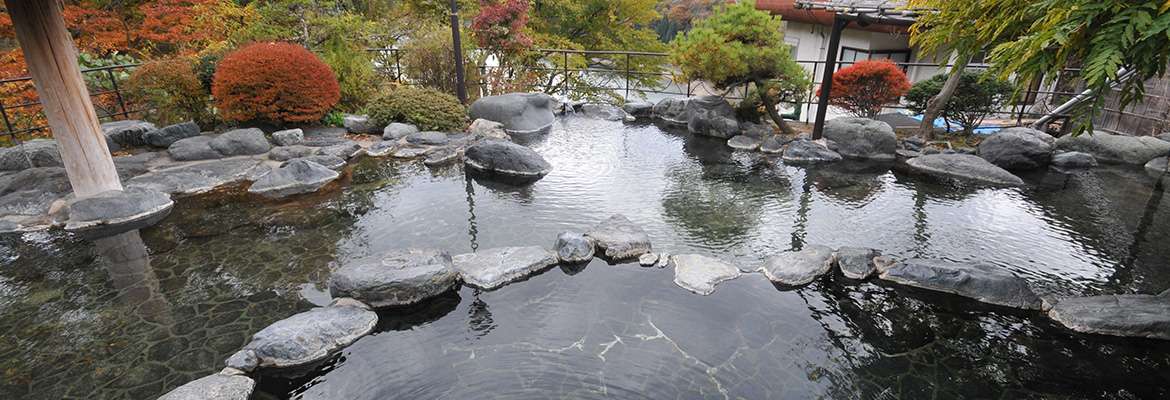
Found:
<box><xmin>915</xmin><ymin>54</ymin><xmax>971</xmax><ymax>139</ymax></box>
<box><xmin>754</xmin><ymin>78</ymin><xmax>795</xmax><ymax>135</ymax></box>
<box><xmin>6</xmin><ymin>0</ymin><xmax>122</xmax><ymax>198</ymax></box>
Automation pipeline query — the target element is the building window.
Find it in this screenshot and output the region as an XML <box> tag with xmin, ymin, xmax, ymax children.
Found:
<box><xmin>839</xmin><ymin>47</ymin><xmax>911</xmax><ymax>69</ymax></box>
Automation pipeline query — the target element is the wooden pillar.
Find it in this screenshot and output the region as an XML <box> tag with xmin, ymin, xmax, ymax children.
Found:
<box><xmin>812</xmin><ymin>16</ymin><xmax>850</xmax><ymax>140</ymax></box>
<box><xmin>5</xmin><ymin>0</ymin><xmax>122</xmax><ymax>198</ymax></box>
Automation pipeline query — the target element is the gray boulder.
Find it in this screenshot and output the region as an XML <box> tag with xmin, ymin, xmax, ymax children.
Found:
<box><xmin>876</xmin><ymin>258</ymin><xmax>1043</xmax><ymax>310</ymax></box>
<box><xmin>742</xmin><ymin>122</ymin><xmax>774</xmax><ymax>139</ymax></box>
<box><xmin>760</xmin><ymin>136</ymin><xmax>790</xmax><ymax>154</ymax></box>
<box><xmin>271</xmin><ymin>128</ymin><xmax>304</xmax><ymax>147</ymax></box>
<box><xmin>622</xmin><ymin>101</ymin><xmax>654</xmax><ymax>118</ymax></box>
<box><xmin>392</xmin><ymin>147</ymin><xmax>428</xmax><ymax>159</ymax></box>
<box><xmin>1158</xmin><ymin>132</ymin><xmax>1170</xmax><ymax>143</ymax></box>
<box><xmin>670</xmin><ymin>254</ymin><xmax>742</xmax><ymax>295</ymax></box>
<box><xmin>125</xmin><ymin>158</ymin><xmax>261</xmax><ymax>196</ymax></box>
<box><xmin>101</xmin><ymin>120</ymin><xmax>156</xmax><ymax>151</ymax></box>
<box><xmin>329</xmin><ymin>248</ymin><xmax>459</xmax><ymax>307</ymax></box>
<box><xmin>468</xmin><ymin>119</ymin><xmax>508</xmax><ymax>139</ymax></box>
<box><xmin>242</xmin><ymin>305</ymin><xmax>378</xmax><ymax>368</ymax></box>
<box><xmin>383</xmin><ymin>123</ymin><xmax>420</xmax><ymax>141</ymax></box>
<box><xmin>553</xmin><ymin>231</ymin><xmax>594</xmax><ymax>263</ymax></box>
<box><xmin>1055</xmin><ymin>131</ymin><xmax>1170</xmax><ymax>165</ymax></box>
<box><xmin>145</xmin><ymin>122</ymin><xmax>200</xmax><ymax>148</ymax></box>
<box><xmin>688</xmin><ymin>112</ymin><xmax>741</xmax><ymax>139</ymax></box>
<box><xmin>1051</xmin><ymin>151</ymin><xmax>1098</xmax><ymax>168</ymax></box>
<box><xmin>343</xmin><ymin>114</ymin><xmax>380</xmax><ymax>134</ymax></box>
<box><xmin>651</xmin><ymin>97</ymin><xmax>690</xmax><ymax>124</ymax></box>
<box><xmin>317</xmin><ymin>142</ymin><xmax>363</xmax><ymax>159</ymax></box>
<box><xmin>157</xmin><ymin>372</ymin><xmax>254</xmax><ymax>400</ymax></box>
<box><xmin>639</xmin><ymin>253</ymin><xmax>659</xmax><ymax>266</ymax></box>
<box><xmin>0</xmin><ymin>139</ymin><xmax>62</xmax><ymax>170</ymax></box>
<box><xmin>904</xmin><ymin>154</ymin><xmax>1024</xmax><ymax>186</ymax></box>
<box><xmin>284</xmin><ymin>155</ymin><xmax>346</xmax><ymax>171</ymax></box>
<box><xmin>452</xmin><ymin>246</ymin><xmax>558</xmax><ymax>290</ymax></box>
<box><xmin>464</xmin><ymin>139</ymin><xmax>552</xmax><ymax>179</ymax></box>
<box><xmin>977</xmin><ymin>127</ymin><xmax>1054</xmax><ymax>169</ymax></box>
<box><xmin>248</xmin><ymin>159</ymin><xmax>339</xmax><ymax>198</ymax></box>
<box><xmin>583</xmin><ymin>214</ymin><xmax>652</xmax><ymax>260</ymax></box>
<box><xmin>168</xmin><ymin>136</ymin><xmax>222</xmax><ymax>161</ymax></box>
<box><xmin>269</xmin><ymin>145</ymin><xmax>314</xmax><ymax>161</ymax></box>
<box><xmin>782</xmin><ymin>140</ymin><xmax>842</xmax><ymax>164</ymax></box>
<box><xmin>727</xmin><ymin>135</ymin><xmax>761</xmax><ymax>150</ymax></box>
<box><xmin>1145</xmin><ymin>156</ymin><xmax>1168</xmax><ymax>175</ymax></box>
<box><xmin>902</xmin><ymin>137</ymin><xmax>926</xmax><ymax>151</ymax></box>
<box><xmin>822</xmin><ymin>118</ymin><xmax>898</xmax><ymax>161</ymax></box>
<box><xmin>834</xmin><ymin>247</ymin><xmax>879</xmax><ymax>280</ymax></box>
<box><xmin>423</xmin><ymin>146</ymin><xmax>458</xmax><ymax>167</ymax></box>
<box><xmin>211</xmin><ymin>128</ymin><xmax>270</xmax><ymax>157</ymax></box>
<box><xmin>406</xmin><ymin>131</ymin><xmax>450</xmax><ymax>146</ymax></box>
<box><xmin>760</xmin><ymin>244</ymin><xmax>835</xmax><ymax>286</ymax></box>
<box><xmin>582</xmin><ymin>103</ymin><xmax>634</xmax><ymax>121</ymax></box>
<box><xmin>0</xmin><ymin>167</ymin><xmax>72</xmax><ymax>216</ymax></box>
<box><xmin>468</xmin><ymin>92</ymin><xmax>555</xmax><ymax>134</ymax></box>
<box><xmin>1048</xmin><ymin>293</ymin><xmax>1170</xmax><ymax>339</ymax></box>
<box><xmin>367</xmin><ymin>141</ymin><xmax>397</xmax><ymax>157</ymax></box>
<box><xmin>64</xmin><ymin>187</ymin><xmax>173</xmax><ymax>237</ymax></box>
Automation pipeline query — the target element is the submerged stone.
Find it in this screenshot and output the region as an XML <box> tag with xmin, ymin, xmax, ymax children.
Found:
<box><xmin>760</xmin><ymin>244</ymin><xmax>835</xmax><ymax>286</ymax></box>
<box><xmin>1048</xmin><ymin>293</ymin><xmax>1170</xmax><ymax>340</ymax></box>
<box><xmin>904</xmin><ymin>154</ymin><xmax>1024</xmax><ymax>186</ymax></box>
<box><xmin>453</xmin><ymin>246</ymin><xmax>558</xmax><ymax>290</ymax></box>
<box><xmin>329</xmin><ymin>248</ymin><xmax>459</xmax><ymax>307</ymax></box>
<box><xmin>248</xmin><ymin>159</ymin><xmax>339</xmax><ymax>198</ymax></box>
<box><xmin>670</xmin><ymin>254</ymin><xmax>741</xmax><ymax>295</ymax></box>
<box><xmin>835</xmin><ymin>246</ymin><xmax>880</xmax><ymax>280</ymax></box>
<box><xmin>157</xmin><ymin>372</ymin><xmax>254</xmax><ymax>400</ymax></box>
<box><xmin>423</xmin><ymin>146</ymin><xmax>459</xmax><ymax>167</ymax></box>
<box><xmin>242</xmin><ymin>305</ymin><xmax>378</xmax><ymax>368</ymax></box>
<box><xmin>583</xmin><ymin>214</ymin><xmax>652</xmax><ymax>260</ymax></box>
<box><xmin>877</xmin><ymin>258</ymin><xmax>1043</xmax><ymax>310</ymax></box>
<box><xmin>553</xmin><ymin>231</ymin><xmax>594</xmax><ymax>264</ymax></box>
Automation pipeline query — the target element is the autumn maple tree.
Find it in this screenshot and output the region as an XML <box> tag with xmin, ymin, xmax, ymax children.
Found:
<box><xmin>824</xmin><ymin>59</ymin><xmax>911</xmax><ymax>118</ymax></box>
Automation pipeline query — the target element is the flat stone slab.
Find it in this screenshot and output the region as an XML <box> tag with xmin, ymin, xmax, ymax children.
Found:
<box><xmin>727</xmin><ymin>135</ymin><xmax>760</xmax><ymax>150</ymax></box>
<box><xmin>760</xmin><ymin>244</ymin><xmax>835</xmax><ymax>286</ymax></box>
<box><xmin>317</xmin><ymin>142</ymin><xmax>363</xmax><ymax>159</ymax></box>
<box><xmin>286</xmin><ymin>155</ymin><xmax>346</xmax><ymax>171</ymax></box>
<box><xmin>553</xmin><ymin>231</ymin><xmax>594</xmax><ymax>263</ymax></box>
<box><xmin>423</xmin><ymin>146</ymin><xmax>458</xmax><ymax>167</ymax></box>
<box><xmin>835</xmin><ymin>246</ymin><xmax>879</xmax><ymax>280</ymax></box>
<box><xmin>583</xmin><ymin>214</ymin><xmax>652</xmax><ymax>260</ymax></box>
<box><xmin>367</xmin><ymin>141</ymin><xmax>397</xmax><ymax>157</ymax></box>
<box><xmin>329</xmin><ymin>248</ymin><xmax>458</xmax><ymax>307</ymax></box>
<box><xmin>64</xmin><ymin>187</ymin><xmax>173</xmax><ymax>237</ymax></box>
<box><xmin>157</xmin><ymin>372</ymin><xmax>255</xmax><ymax>400</ymax></box>
<box><xmin>248</xmin><ymin>159</ymin><xmax>339</xmax><ymax>198</ymax></box>
<box><xmin>877</xmin><ymin>258</ymin><xmax>1043</xmax><ymax>310</ymax></box>
<box><xmin>782</xmin><ymin>140</ymin><xmax>842</xmax><ymax>164</ymax></box>
<box><xmin>126</xmin><ymin>158</ymin><xmax>262</xmax><ymax>196</ymax></box>
<box><xmin>1048</xmin><ymin>292</ymin><xmax>1170</xmax><ymax>339</ymax></box>
<box><xmin>406</xmin><ymin>131</ymin><xmax>450</xmax><ymax>146</ymax></box>
<box><xmin>242</xmin><ymin>305</ymin><xmax>378</xmax><ymax>368</ymax></box>
<box><xmin>452</xmin><ymin>246</ymin><xmax>558</xmax><ymax>290</ymax></box>
<box><xmin>670</xmin><ymin>254</ymin><xmax>741</xmax><ymax>295</ymax></box>
<box><xmin>904</xmin><ymin>154</ymin><xmax>1024</xmax><ymax>186</ymax></box>
<box><xmin>269</xmin><ymin>145</ymin><xmax>314</xmax><ymax>161</ymax></box>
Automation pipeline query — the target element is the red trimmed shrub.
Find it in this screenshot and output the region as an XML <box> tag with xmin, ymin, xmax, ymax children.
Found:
<box><xmin>822</xmin><ymin>58</ymin><xmax>911</xmax><ymax>118</ymax></box>
<box><xmin>212</xmin><ymin>42</ymin><xmax>340</xmax><ymax>124</ymax></box>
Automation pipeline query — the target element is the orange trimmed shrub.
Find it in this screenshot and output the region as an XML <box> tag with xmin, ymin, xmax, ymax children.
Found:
<box><xmin>212</xmin><ymin>42</ymin><xmax>340</xmax><ymax>124</ymax></box>
<box><xmin>822</xmin><ymin>58</ymin><xmax>911</xmax><ymax>118</ymax></box>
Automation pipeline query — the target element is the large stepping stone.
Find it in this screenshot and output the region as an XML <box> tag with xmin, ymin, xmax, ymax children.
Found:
<box><xmin>876</xmin><ymin>258</ymin><xmax>1043</xmax><ymax>310</ymax></box>
<box><xmin>468</xmin><ymin>92</ymin><xmax>555</xmax><ymax>134</ymax></box>
<box><xmin>553</xmin><ymin>231</ymin><xmax>594</xmax><ymax>263</ymax></box>
<box><xmin>0</xmin><ymin>167</ymin><xmax>72</xmax><ymax>216</ymax></box>
<box><xmin>329</xmin><ymin>248</ymin><xmax>459</xmax><ymax>307</ymax></box>
<box><xmin>583</xmin><ymin>214</ymin><xmax>652</xmax><ymax>260</ymax></box>
<box><xmin>835</xmin><ymin>246</ymin><xmax>880</xmax><ymax>280</ymax></box>
<box><xmin>452</xmin><ymin>246</ymin><xmax>558</xmax><ymax>290</ymax></box>
<box><xmin>247</xmin><ymin>159</ymin><xmax>339</xmax><ymax>198</ymax></box>
<box><xmin>823</xmin><ymin>117</ymin><xmax>898</xmax><ymax>161</ymax></box>
<box><xmin>157</xmin><ymin>371</ymin><xmax>254</xmax><ymax>400</ymax></box>
<box><xmin>904</xmin><ymin>154</ymin><xmax>1024</xmax><ymax>186</ymax></box>
<box><xmin>670</xmin><ymin>254</ymin><xmax>741</xmax><ymax>295</ymax></box>
<box><xmin>125</xmin><ymin>158</ymin><xmax>262</xmax><ymax>196</ymax></box>
<box><xmin>342</xmin><ymin>114</ymin><xmax>380</xmax><ymax>134</ymax></box>
<box><xmin>269</xmin><ymin>145</ymin><xmax>314</xmax><ymax>161</ymax></box>
<box><xmin>241</xmin><ymin>305</ymin><xmax>378</xmax><ymax>368</ymax></box>
<box><xmin>1048</xmin><ymin>291</ymin><xmax>1170</xmax><ymax>340</ymax></box>
<box><xmin>760</xmin><ymin>244</ymin><xmax>835</xmax><ymax>286</ymax></box>
<box><xmin>464</xmin><ymin>138</ymin><xmax>552</xmax><ymax>180</ymax></box>
<box><xmin>64</xmin><ymin>187</ymin><xmax>173</xmax><ymax>237</ymax></box>
<box><xmin>1055</xmin><ymin>131</ymin><xmax>1170</xmax><ymax>165</ymax></box>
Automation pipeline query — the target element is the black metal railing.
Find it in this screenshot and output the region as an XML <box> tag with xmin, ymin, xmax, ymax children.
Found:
<box><xmin>0</xmin><ymin>63</ymin><xmax>144</xmax><ymax>143</ymax></box>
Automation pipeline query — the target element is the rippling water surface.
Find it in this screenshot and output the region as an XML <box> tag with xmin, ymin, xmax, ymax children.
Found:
<box><xmin>2</xmin><ymin>116</ymin><xmax>1169</xmax><ymax>399</ymax></box>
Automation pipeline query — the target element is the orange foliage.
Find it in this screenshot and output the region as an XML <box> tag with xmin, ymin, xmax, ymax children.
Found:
<box><xmin>212</xmin><ymin>42</ymin><xmax>340</xmax><ymax>124</ymax></box>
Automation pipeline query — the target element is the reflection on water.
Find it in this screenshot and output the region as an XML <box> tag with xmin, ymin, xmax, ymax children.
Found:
<box><xmin>2</xmin><ymin>115</ymin><xmax>1170</xmax><ymax>398</ymax></box>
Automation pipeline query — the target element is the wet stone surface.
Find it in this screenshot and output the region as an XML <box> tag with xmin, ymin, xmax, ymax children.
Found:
<box><xmin>242</xmin><ymin>305</ymin><xmax>378</xmax><ymax>368</ymax></box>
<box><xmin>329</xmin><ymin>248</ymin><xmax>459</xmax><ymax>307</ymax></box>
<box><xmin>670</xmin><ymin>254</ymin><xmax>742</xmax><ymax>295</ymax></box>
<box><xmin>453</xmin><ymin>246</ymin><xmax>559</xmax><ymax>290</ymax></box>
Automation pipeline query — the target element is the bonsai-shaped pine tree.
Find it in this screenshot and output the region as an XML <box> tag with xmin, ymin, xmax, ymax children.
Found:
<box><xmin>669</xmin><ymin>0</ymin><xmax>811</xmax><ymax>135</ymax></box>
<box><xmin>826</xmin><ymin>59</ymin><xmax>911</xmax><ymax>118</ymax></box>
<box><xmin>904</xmin><ymin>70</ymin><xmax>1015</xmax><ymax>134</ymax></box>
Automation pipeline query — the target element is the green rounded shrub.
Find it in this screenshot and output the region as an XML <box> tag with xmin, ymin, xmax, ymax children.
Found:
<box><xmin>368</xmin><ymin>87</ymin><xmax>466</xmax><ymax>132</ymax></box>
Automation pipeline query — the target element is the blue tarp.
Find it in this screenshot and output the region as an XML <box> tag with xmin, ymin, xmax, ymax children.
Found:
<box><xmin>900</xmin><ymin>110</ymin><xmax>1001</xmax><ymax>135</ymax></box>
